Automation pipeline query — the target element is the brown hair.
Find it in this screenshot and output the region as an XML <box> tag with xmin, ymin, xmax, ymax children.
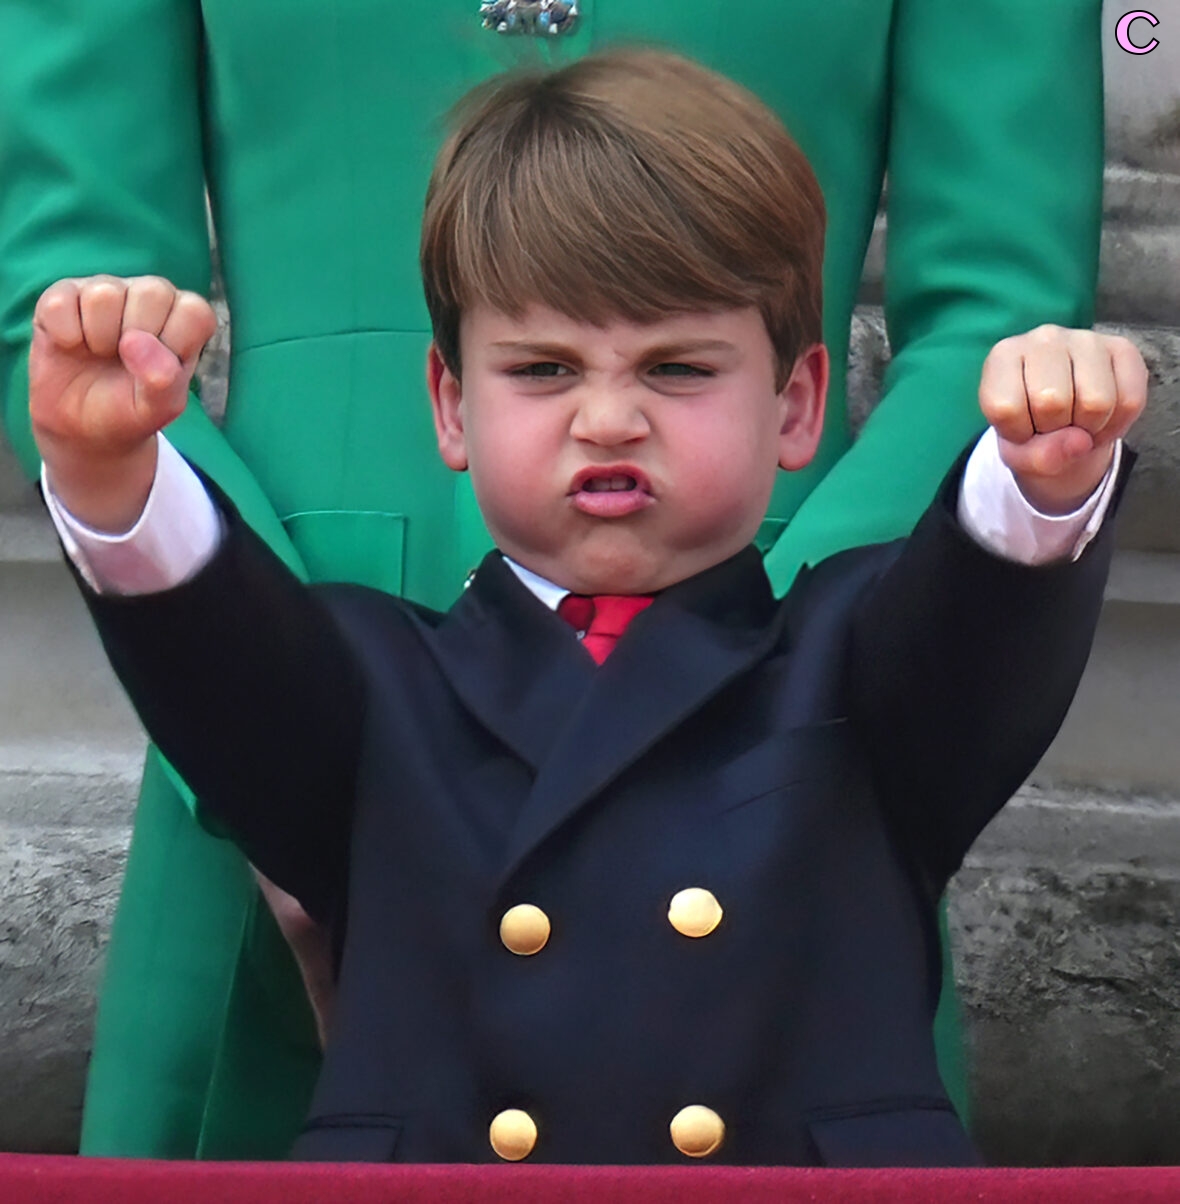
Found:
<box><xmin>421</xmin><ymin>48</ymin><xmax>825</xmax><ymax>387</ymax></box>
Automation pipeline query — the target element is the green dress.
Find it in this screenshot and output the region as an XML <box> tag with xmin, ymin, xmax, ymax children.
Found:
<box><xmin>0</xmin><ymin>0</ymin><xmax>1103</xmax><ymax>1159</ymax></box>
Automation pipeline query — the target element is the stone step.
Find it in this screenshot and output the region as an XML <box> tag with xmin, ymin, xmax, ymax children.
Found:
<box><xmin>0</xmin><ymin>510</ymin><xmax>61</xmax><ymax>564</ymax></box>
<box><xmin>1103</xmin><ymin>0</ymin><xmax>1180</xmax><ymax>177</ymax></box>
<box><xmin>0</xmin><ymin>437</ymin><xmax>39</xmax><ymax>512</ymax></box>
<box><xmin>0</xmin><ymin>549</ymin><xmax>146</xmax><ymax>766</ymax></box>
<box><xmin>1105</xmin><ymin>550</ymin><xmax>1180</xmax><ymax>605</ymax></box>
<box><xmin>1103</xmin><ymin>165</ymin><xmax>1180</xmax><ymax>227</ymax></box>
<box><xmin>0</xmin><ymin>758</ymin><xmax>143</xmax><ymax>827</ymax></box>
<box><xmin>0</xmin><ymin>799</ymin><xmax>134</xmax><ymax>1154</ymax></box>
<box><xmin>953</xmin><ymin>782</ymin><xmax>1180</xmax><ymax>1166</ymax></box>
<box><xmin>1098</xmin><ymin>222</ymin><xmax>1180</xmax><ymax>325</ymax></box>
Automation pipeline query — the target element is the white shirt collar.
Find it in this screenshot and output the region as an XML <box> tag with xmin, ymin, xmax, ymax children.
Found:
<box><xmin>501</xmin><ymin>554</ymin><xmax>569</xmax><ymax>611</ymax></box>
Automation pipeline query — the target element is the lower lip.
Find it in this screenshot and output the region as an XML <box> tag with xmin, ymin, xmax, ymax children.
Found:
<box><xmin>570</xmin><ymin>489</ymin><xmax>655</xmax><ymax>518</ymax></box>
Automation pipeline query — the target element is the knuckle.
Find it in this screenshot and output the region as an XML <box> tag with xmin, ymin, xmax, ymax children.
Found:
<box><xmin>1030</xmin><ymin>323</ymin><xmax>1064</xmax><ymax>345</ymax></box>
<box><xmin>181</xmin><ymin>293</ymin><xmax>218</xmax><ymax>332</ymax></box>
<box><xmin>1073</xmin><ymin>392</ymin><xmax>1109</xmax><ymax>417</ymax></box>
<box><xmin>985</xmin><ymin>336</ymin><xmax>1020</xmax><ymax>364</ymax></box>
<box><xmin>82</xmin><ymin>272</ymin><xmax>122</xmax><ymax>290</ymax></box>
<box><xmin>1032</xmin><ymin>387</ymin><xmax>1068</xmax><ymax>412</ymax></box>
<box><xmin>37</xmin><ymin>279</ymin><xmax>69</xmax><ymax>303</ymax></box>
<box><xmin>131</xmin><ymin>275</ymin><xmax>175</xmax><ymax>304</ymax></box>
<box><xmin>178</xmin><ymin>290</ymin><xmax>213</xmax><ymax>317</ymax></box>
<box><xmin>979</xmin><ymin>388</ymin><xmax>1019</xmax><ymax>418</ymax></box>
<box><xmin>36</xmin><ymin>289</ymin><xmax>72</xmax><ymax>320</ymax></box>
<box><xmin>80</xmin><ymin>277</ymin><xmax>124</xmax><ymax>304</ymax></box>
<box><xmin>170</xmin><ymin>291</ymin><xmax>199</xmax><ymax>320</ymax></box>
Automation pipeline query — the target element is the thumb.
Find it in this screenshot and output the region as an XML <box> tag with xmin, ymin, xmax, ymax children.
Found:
<box><xmin>118</xmin><ymin>329</ymin><xmax>188</xmax><ymax>426</ymax></box>
<box><xmin>999</xmin><ymin>427</ymin><xmax>1096</xmax><ymax>479</ymax></box>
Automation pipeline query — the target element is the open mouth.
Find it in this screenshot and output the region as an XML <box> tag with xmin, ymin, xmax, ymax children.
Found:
<box><xmin>581</xmin><ymin>475</ymin><xmax>639</xmax><ymax>493</ymax></box>
<box><xmin>569</xmin><ymin>468</ymin><xmax>654</xmax><ymax>517</ymax></box>
<box><xmin>570</xmin><ymin>465</ymin><xmax>652</xmax><ymax>495</ymax></box>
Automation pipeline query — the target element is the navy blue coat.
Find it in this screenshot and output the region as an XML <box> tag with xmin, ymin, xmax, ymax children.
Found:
<box><xmin>78</xmin><ymin>453</ymin><xmax>1122</xmax><ymax>1165</ymax></box>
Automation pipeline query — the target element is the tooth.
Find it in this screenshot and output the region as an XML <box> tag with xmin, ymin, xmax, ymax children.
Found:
<box><xmin>580</xmin><ymin>475</ymin><xmax>640</xmax><ymax>492</ymax></box>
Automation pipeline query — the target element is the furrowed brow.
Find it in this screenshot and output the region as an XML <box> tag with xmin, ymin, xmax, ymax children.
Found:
<box><xmin>643</xmin><ymin>339</ymin><xmax>738</xmax><ymax>358</ymax></box>
<box><xmin>488</xmin><ymin>341</ymin><xmax>579</xmax><ymax>358</ymax></box>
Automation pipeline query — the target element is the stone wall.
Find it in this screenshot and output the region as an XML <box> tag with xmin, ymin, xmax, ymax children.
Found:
<box><xmin>1</xmin><ymin>2</ymin><xmax>1178</xmax><ymax>1163</ymax></box>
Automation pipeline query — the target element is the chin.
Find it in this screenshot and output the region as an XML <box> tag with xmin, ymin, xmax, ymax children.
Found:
<box><xmin>564</xmin><ymin>541</ymin><xmax>661</xmax><ymax>596</ymax></box>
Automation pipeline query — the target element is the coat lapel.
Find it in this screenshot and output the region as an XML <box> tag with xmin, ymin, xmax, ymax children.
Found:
<box><xmin>423</xmin><ymin>551</ymin><xmax>597</xmax><ymax>772</ymax></box>
<box><xmin>496</xmin><ymin>546</ymin><xmax>787</xmax><ymax>887</ymax></box>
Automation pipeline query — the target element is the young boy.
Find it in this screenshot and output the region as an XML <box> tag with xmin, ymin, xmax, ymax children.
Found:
<box><xmin>30</xmin><ymin>51</ymin><xmax>1144</xmax><ymax>1166</ymax></box>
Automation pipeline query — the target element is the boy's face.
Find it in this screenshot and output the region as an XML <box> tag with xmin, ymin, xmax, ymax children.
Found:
<box><xmin>429</xmin><ymin>304</ymin><xmax>828</xmax><ymax>595</ymax></box>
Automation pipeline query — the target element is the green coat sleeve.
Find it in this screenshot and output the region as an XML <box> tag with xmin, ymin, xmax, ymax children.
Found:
<box><xmin>0</xmin><ymin>0</ymin><xmax>303</xmax><ymax>574</ymax></box>
<box><xmin>0</xmin><ymin>0</ymin><xmax>317</xmax><ymax>816</ymax></box>
<box><xmin>763</xmin><ymin>0</ymin><xmax>1104</xmax><ymax>590</ymax></box>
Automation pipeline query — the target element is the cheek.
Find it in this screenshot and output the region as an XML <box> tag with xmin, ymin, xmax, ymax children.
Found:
<box><xmin>680</xmin><ymin>411</ymin><xmax>777</xmax><ymax>486</ymax></box>
<box><xmin>671</xmin><ymin>411</ymin><xmax>781</xmax><ymax>530</ymax></box>
<box><xmin>467</xmin><ymin>405</ymin><xmax>557</xmax><ymax>498</ymax></box>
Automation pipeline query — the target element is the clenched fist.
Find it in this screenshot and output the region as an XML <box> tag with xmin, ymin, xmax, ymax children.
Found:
<box><xmin>979</xmin><ymin>325</ymin><xmax>1147</xmax><ymax>514</ymax></box>
<box><xmin>30</xmin><ymin>275</ymin><xmax>217</xmax><ymax>532</ymax></box>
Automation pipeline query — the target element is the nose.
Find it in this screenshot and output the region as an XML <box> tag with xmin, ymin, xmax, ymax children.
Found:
<box><xmin>568</xmin><ymin>382</ymin><xmax>650</xmax><ymax>447</ymax></box>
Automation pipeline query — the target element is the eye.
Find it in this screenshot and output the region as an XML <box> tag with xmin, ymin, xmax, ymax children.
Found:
<box><xmin>509</xmin><ymin>362</ymin><xmax>572</xmax><ymax>379</ymax></box>
<box><xmin>648</xmin><ymin>362</ymin><xmax>714</xmax><ymax>379</ymax></box>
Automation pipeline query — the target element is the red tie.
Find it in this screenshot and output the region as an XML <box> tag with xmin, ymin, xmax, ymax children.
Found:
<box><xmin>557</xmin><ymin>594</ymin><xmax>655</xmax><ymax>664</ymax></box>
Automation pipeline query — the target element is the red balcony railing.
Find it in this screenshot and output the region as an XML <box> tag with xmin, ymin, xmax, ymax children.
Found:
<box><xmin>3</xmin><ymin>1156</ymin><xmax>1180</xmax><ymax>1203</ymax></box>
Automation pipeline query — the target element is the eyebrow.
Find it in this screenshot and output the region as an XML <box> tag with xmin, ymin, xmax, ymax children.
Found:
<box><xmin>487</xmin><ymin>339</ymin><xmax>739</xmax><ymax>357</ymax></box>
<box><xmin>643</xmin><ymin>340</ymin><xmax>739</xmax><ymax>358</ymax></box>
<box><xmin>487</xmin><ymin>341</ymin><xmax>580</xmax><ymax>358</ymax></box>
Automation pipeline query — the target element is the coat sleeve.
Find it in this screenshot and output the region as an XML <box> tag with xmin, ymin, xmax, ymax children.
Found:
<box><xmin>763</xmin><ymin>0</ymin><xmax>1105</xmax><ymax>584</ymax></box>
<box><xmin>849</xmin><ymin>447</ymin><xmax>1130</xmax><ymax>893</ymax></box>
<box><xmin>74</xmin><ymin>482</ymin><xmax>369</xmax><ymax>922</ymax></box>
<box><xmin>0</xmin><ymin>0</ymin><xmax>313</xmax><ymax>816</ymax></box>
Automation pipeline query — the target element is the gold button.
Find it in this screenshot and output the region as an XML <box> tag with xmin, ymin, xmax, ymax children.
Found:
<box><xmin>670</xmin><ymin>1104</ymin><xmax>725</xmax><ymax>1158</ymax></box>
<box><xmin>489</xmin><ymin>1108</ymin><xmax>538</xmax><ymax>1161</ymax></box>
<box><xmin>500</xmin><ymin>903</ymin><xmax>551</xmax><ymax>956</ymax></box>
<box><xmin>667</xmin><ymin>888</ymin><xmax>723</xmax><ymax>938</ymax></box>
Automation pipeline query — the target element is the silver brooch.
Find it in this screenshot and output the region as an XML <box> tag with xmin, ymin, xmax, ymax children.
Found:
<box><xmin>480</xmin><ymin>0</ymin><xmax>579</xmax><ymax>35</ymax></box>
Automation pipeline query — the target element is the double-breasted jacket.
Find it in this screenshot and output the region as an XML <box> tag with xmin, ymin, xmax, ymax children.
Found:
<box><xmin>75</xmin><ymin>455</ymin><xmax>1122</xmax><ymax>1164</ymax></box>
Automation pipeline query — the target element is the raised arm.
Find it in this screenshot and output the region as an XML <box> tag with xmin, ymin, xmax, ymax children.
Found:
<box><xmin>71</xmin><ymin>479</ymin><xmax>367</xmax><ymax>923</ymax></box>
<box><xmin>851</xmin><ymin>327</ymin><xmax>1145</xmax><ymax>890</ymax></box>
<box><xmin>764</xmin><ymin>0</ymin><xmax>1105</xmax><ymax>584</ymax></box>
<box><xmin>30</xmin><ymin>275</ymin><xmax>365</xmax><ymax>918</ymax></box>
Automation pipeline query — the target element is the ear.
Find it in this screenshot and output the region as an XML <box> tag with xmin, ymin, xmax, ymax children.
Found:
<box><xmin>427</xmin><ymin>343</ymin><xmax>468</xmax><ymax>472</ymax></box>
<box><xmin>776</xmin><ymin>343</ymin><xmax>829</xmax><ymax>472</ymax></box>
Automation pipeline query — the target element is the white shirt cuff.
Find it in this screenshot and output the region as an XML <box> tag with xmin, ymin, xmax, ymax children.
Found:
<box><xmin>42</xmin><ymin>433</ymin><xmax>223</xmax><ymax>595</ymax></box>
<box><xmin>958</xmin><ymin>426</ymin><xmax>1121</xmax><ymax>566</ymax></box>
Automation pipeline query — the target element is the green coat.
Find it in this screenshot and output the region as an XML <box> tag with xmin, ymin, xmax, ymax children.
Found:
<box><xmin>0</xmin><ymin>0</ymin><xmax>1102</xmax><ymax>1159</ymax></box>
